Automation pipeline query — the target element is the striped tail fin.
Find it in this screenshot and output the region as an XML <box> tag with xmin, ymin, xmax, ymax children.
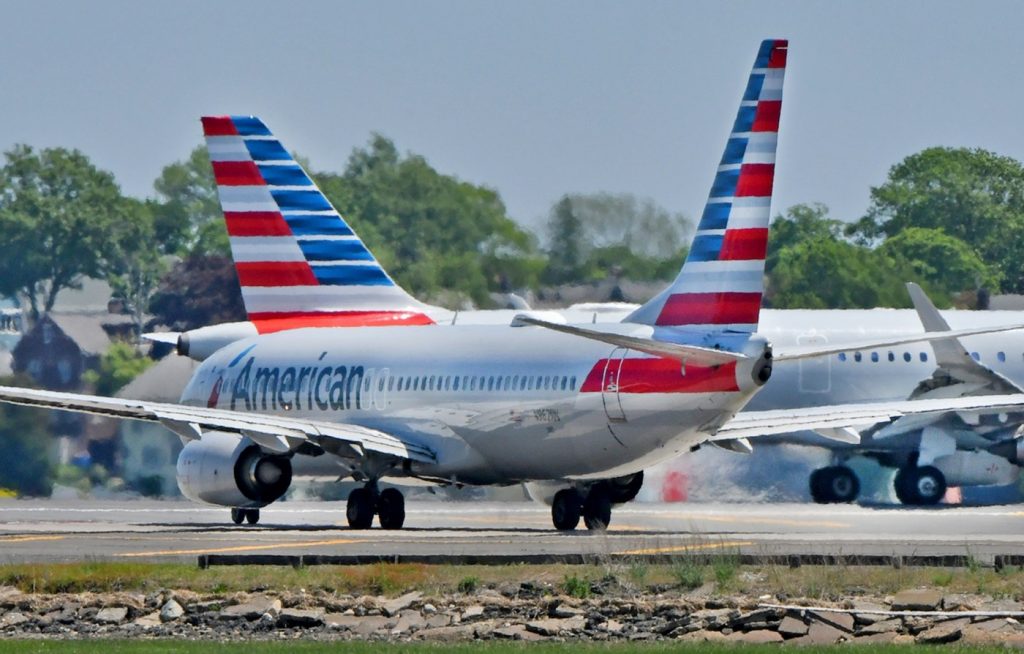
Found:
<box><xmin>201</xmin><ymin>115</ymin><xmax>434</xmax><ymax>333</ymax></box>
<box><xmin>626</xmin><ymin>39</ymin><xmax>786</xmax><ymax>332</ymax></box>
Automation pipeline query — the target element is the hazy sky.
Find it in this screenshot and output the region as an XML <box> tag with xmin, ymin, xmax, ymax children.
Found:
<box><xmin>1</xmin><ymin>1</ymin><xmax>1021</xmax><ymax>235</ymax></box>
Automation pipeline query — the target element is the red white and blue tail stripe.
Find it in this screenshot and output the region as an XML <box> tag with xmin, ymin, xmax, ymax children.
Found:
<box><xmin>626</xmin><ymin>39</ymin><xmax>786</xmax><ymax>332</ymax></box>
<box><xmin>201</xmin><ymin>116</ymin><xmax>433</xmax><ymax>333</ymax></box>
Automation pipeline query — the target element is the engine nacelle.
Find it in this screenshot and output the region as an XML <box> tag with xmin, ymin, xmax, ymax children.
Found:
<box><xmin>987</xmin><ymin>436</ymin><xmax>1024</xmax><ymax>466</ymax></box>
<box><xmin>178</xmin><ymin>322</ymin><xmax>259</xmax><ymax>361</ymax></box>
<box><xmin>176</xmin><ymin>431</ymin><xmax>292</xmax><ymax>507</ymax></box>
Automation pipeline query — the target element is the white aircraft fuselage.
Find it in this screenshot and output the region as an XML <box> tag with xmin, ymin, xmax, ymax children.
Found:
<box><xmin>181</xmin><ymin>324</ymin><xmax>770</xmax><ymax>485</ymax></box>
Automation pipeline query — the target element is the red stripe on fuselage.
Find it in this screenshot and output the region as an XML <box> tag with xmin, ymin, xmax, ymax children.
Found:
<box><xmin>656</xmin><ymin>292</ymin><xmax>761</xmax><ymax>326</ymax></box>
<box><xmin>751</xmin><ymin>101</ymin><xmax>781</xmax><ymax>133</ymax></box>
<box><xmin>201</xmin><ymin>116</ymin><xmax>238</xmax><ymax>136</ymax></box>
<box><xmin>581</xmin><ymin>358</ymin><xmax>739</xmax><ymax>394</ymax></box>
<box><xmin>735</xmin><ymin>163</ymin><xmax>775</xmax><ymax>197</ymax></box>
<box><xmin>251</xmin><ymin>311</ymin><xmax>436</xmax><ymax>333</ymax></box>
<box><xmin>224</xmin><ymin>211</ymin><xmax>294</xmax><ymax>236</ymax></box>
<box><xmin>236</xmin><ymin>262</ymin><xmax>318</xmax><ymax>287</ymax></box>
<box><xmin>212</xmin><ymin>161</ymin><xmax>265</xmax><ymax>186</ymax></box>
<box><xmin>719</xmin><ymin>228</ymin><xmax>768</xmax><ymax>261</ymax></box>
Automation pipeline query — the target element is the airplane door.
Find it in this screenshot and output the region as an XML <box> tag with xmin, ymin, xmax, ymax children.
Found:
<box><xmin>797</xmin><ymin>333</ymin><xmax>831</xmax><ymax>394</ymax></box>
<box><xmin>602</xmin><ymin>347</ymin><xmax>628</xmax><ymax>423</ymax></box>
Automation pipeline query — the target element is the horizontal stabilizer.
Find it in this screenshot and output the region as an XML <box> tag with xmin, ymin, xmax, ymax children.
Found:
<box><xmin>516</xmin><ymin>316</ymin><xmax>748</xmax><ymax>367</ymax></box>
<box><xmin>773</xmin><ymin>322</ymin><xmax>1024</xmax><ymax>362</ymax></box>
<box><xmin>142</xmin><ymin>332</ymin><xmax>180</xmax><ymax>345</ymax></box>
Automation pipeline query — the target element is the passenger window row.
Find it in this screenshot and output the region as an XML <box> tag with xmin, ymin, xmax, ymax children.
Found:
<box><xmin>836</xmin><ymin>350</ymin><xmax>1009</xmax><ymax>363</ymax></box>
<box><xmin>387</xmin><ymin>374</ymin><xmax>578</xmax><ymax>393</ymax></box>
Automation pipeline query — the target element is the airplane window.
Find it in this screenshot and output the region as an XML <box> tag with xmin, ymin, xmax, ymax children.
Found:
<box><xmin>513</xmin><ymin>374</ymin><xmax>520</xmax><ymax>389</ymax></box>
<box><xmin>520</xmin><ymin>376</ymin><xmax>527</xmax><ymax>391</ymax></box>
<box><xmin>854</xmin><ymin>352</ymin><xmax>862</xmax><ymax>362</ymax></box>
<box><xmin>903</xmin><ymin>352</ymin><xmax>911</xmax><ymax>362</ymax></box>
<box><xmin>544</xmin><ymin>376</ymin><xmax>551</xmax><ymax>390</ymax></box>
<box><xmin>421</xmin><ymin>376</ymin><xmax>428</xmax><ymax>389</ymax></box>
<box><xmin>462</xmin><ymin>375</ymin><xmax>469</xmax><ymax>391</ymax></box>
<box><xmin>998</xmin><ymin>351</ymin><xmax>1006</xmax><ymax>362</ymax></box>
<box><xmin>838</xmin><ymin>353</ymin><xmax>846</xmax><ymax>362</ymax></box>
<box><xmin>427</xmin><ymin>375</ymin><xmax>434</xmax><ymax>391</ymax></box>
<box><xmin>570</xmin><ymin>376</ymin><xmax>577</xmax><ymax>390</ymax></box>
<box><xmin>378</xmin><ymin>376</ymin><xmax>386</xmax><ymax>392</ymax></box>
<box><xmin>870</xmin><ymin>352</ymin><xmax>879</xmax><ymax>363</ymax></box>
<box><xmin>388</xmin><ymin>377</ymin><xmax>395</xmax><ymax>391</ymax></box>
<box><xmin>413</xmin><ymin>377</ymin><xmax>420</xmax><ymax>391</ymax></box>
<box><xmin>397</xmin><ymin>377</ymin><xmax>404</xmax><ymax>392</ymax></box>
<box><xmin>453</xmin><ymin>376</ymin><xmax>460</xmax><ymax>391</ymax></box>
<box><xmin>971</xmin><ymin>352</ymin><xmax>980</xmax><ymax>361</ymax></box>
<box><xmin>470</xmin><ymin>377</ymin><xmax>477</xmax><ymax>391</ymax></box>
<box><xmin>503</xmin><ymin>376</ymin><xmax>511</xmax><ymax>391</ymax></box>
<box><xmin>920</xmin><ymin>352</ymin><xmax>928</xmax><ymax>362</ymax></box>
<box><xmin>485</xmin><ymin>377</ymin><xmax>492</xmax><ymax>391</ymax></box>
<box><xmin>887</xmin><ymin>352</ymin><xmax>895</xmax><ymax>362</ymax></box>
<box><xmin>561</xmin><ymin>376</ymin><xmax>567</xmax><ymax>390</ymax></box>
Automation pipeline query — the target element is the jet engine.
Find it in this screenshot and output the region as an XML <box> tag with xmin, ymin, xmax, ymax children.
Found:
<box><xmin>987</xmin><ymin>437</ymin><xmax>1024</xmax><ymax>467</ymax></box>
<box><xmin>176</xmin><ymin>431</ymin><xmax>292</xmax><ymax>507</ymax></box>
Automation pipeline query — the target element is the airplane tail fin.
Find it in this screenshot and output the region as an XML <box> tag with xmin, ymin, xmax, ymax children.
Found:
<box><xmin>201</xmin><ymin>115</ymin><xmax>433</xmax><ymax>333</ymax></box>
<box><xmin>625</xmin><ymin>39</ymin><xmax>786</xmax><ymax>331</ymax></box>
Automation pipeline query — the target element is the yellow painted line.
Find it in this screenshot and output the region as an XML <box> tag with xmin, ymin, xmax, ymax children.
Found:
<box><xmin>616</xmin><ymin>540</ymin><xmax>754</xmax><ymax>556</ymax></box>
<box><xmin>0</xmin><ymin>534</ymin><xmax>64</xmax><ymax>543</ymax></box>
<box><xmin>118</xmin><ymin>538</ymin><xmax>357</xmax><ymax>558</ymax></box>
<box><xmin>648</xmin><ymin>512</ymin><xmax>849</xmax><ymax>529</ymax></box>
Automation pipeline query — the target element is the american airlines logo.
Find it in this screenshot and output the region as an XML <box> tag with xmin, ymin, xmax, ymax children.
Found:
<box><xmin>229</xmin><ymin>357</ymin><xmax>368</xmax><ymax>412</ymax></box>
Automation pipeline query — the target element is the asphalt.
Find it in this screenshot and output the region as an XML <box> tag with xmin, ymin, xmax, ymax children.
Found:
<box><xmin>0</xmin><ymin>499</ymin><xmax>1021</xmax><ymax>565</ymax></box>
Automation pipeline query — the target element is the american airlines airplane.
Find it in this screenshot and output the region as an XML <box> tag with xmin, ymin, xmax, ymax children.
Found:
<box><xmin>3</xmin><ymin>40</ymin><xmax>1024</xmax><ymax>532</ymax></box>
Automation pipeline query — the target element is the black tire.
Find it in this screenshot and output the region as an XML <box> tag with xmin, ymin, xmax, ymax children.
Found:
<box><xmin>551</xmin><ymin>489</ymin><xmax>582</xmax><ymax>531</ymax></box>
<box><xmin>230</xmin><ymin>508</ymin><xmax>245</xmax><ymax>525</ymax></box>
<box><xmin>825</xmin><ymin>466</ymin><xmax>859</xmax><ymax>503</ymax></box>
<box><xmin>244</xmin><ymin>508</ymin><xmax>260</xmax><ymax>525</ymax></box>
<box><xmin>808</xmin><ymin>469</ymin><xmax>828</xmax><ymax>503</ymax></box>
<box><xmin>583</xmin><ymin>485</ymin><xmax>612</xmax><ymax>531</ymax></box>
<box><xmin>377</xmin><ymin>488</ymin><xmax>406</xmax><ymax>530</ymax></box>
<box><xmin>347</xmin><ymin>487</ymin><xmax>375</xmax><ymax>529</ymax></box>
<box><xmin>894</xmin><ymin>466</ymin><xmax>946</xmax><ymax>505</ymax></box>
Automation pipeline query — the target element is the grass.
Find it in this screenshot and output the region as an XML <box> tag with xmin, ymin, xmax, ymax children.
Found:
<box><xmin>0</xmin><ymin>560</ymin><xmax>1021</xmax><ymax>600</ymax></box>
<box><xmin>0</xmin><ymin>643</ymin><xmax>1015</xmax><ymax>654</ymax></box>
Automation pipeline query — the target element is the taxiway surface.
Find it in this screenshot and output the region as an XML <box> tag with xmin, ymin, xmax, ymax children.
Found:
<box><xmin>0</xmin><ymin>500</ymin><xmax>1021</xmax><ymax>564</ymax></box>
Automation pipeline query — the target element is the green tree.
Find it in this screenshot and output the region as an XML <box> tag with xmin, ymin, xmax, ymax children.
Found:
<box><xmin>315</xmin><ymin>134</ymin><xmax>538</xmax><ymax>306</ymax></box>
<box><xmin>0</xmin><ymin>375</ymin><xmax>53</xmax><ymax>496</ymax></box>
<box><xmin>82</xmin><ymin>342</ymin><xmax>154</xmax><ymax>395</ymax></box>
<box><xmin>766</xmin><ymin>203</ymin><xmax>843</xmax><ymax>274</ymax></box>
<box><xmin>0</xmin><ymin>145</ymin><xmax>131</xmax><ymax>322</ymax></box>
<box><xmin>543</xmin><ymin>192</ymin><xmax>690</xmax><ymax>283</ymax></box>
<box><xmin>152</xmin><ymin>145</ymin><xmax>225</xmax><ymax>256</ymax></box>
<box><xmin>108</xmin><ymin>198</ymin><xmax>170</xmax><ymax>341</ymax></box>
<box><xmin>876</xmin><ymin>227</ymin><xmax>998</xmax><ymax>303</ymax></box>
<box><xmin>850</xmin><ymin>147</ymin><xmax>1024</xmax><ymax>291</ymax></box>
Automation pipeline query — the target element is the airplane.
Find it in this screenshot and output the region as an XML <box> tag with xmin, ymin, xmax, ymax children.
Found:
<box><xmin>5</xmin><ymin>39</ymin><xmax>1024</xmax><ymax>532</ymax></box>
<box><xmin>745</xmin><ymin>284</ymin><xmax>1024</xmax><ymax>505</ymax></box>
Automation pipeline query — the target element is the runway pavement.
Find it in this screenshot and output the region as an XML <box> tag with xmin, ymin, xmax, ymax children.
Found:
<box><xmin>0</xmin><ymin>499</ymin><xmax>1021</xmax><ymax>564</ymax></box>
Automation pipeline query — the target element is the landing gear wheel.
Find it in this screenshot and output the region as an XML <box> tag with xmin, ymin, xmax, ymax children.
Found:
<box><xmin>810</xmin><ymin>466</ymin><xmax>859</xmax><ymax>503</ymax></box>
<box><xmin>551</xmin><ymin>489</ymin><xmax>582</xmax><ymax>531</ymax></box>
<box><xmin>230</xmin><ymin>508</ymin><xmax>245</xmax><ymax>525</ymax></box>
<box><xmin>244</xmin><ymin>508</ymin><xmax>260</xmax><ymax>525</ymax></box>
<box><xmin>347</xmin><ymin>487</ymin><xmax>375</xmax><ymax>529</ymax></box>
<box><xmin>377</xmin><ymin>488</ymin><xmax>406</xmax><ymax>529</ymax></box>
<box><xmin>583</xmin><ymin>485</ymin><xmax>612</xmax><ymax>531</ymax></box>
<box><xmin>894</xmin><ymin>466</ymin><xmax>946</xmax><ymax>505</ymax></box>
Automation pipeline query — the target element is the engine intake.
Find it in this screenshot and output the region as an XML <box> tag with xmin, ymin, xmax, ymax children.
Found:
<box><xmin>177</xmin><ymin>432</ymin><xmax>293</xmax><ymax>507</ymax></box>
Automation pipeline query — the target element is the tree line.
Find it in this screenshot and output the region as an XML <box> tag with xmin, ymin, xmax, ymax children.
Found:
<box><xmin>0</xmin><ymin>137</ymin><xmax>1022</xmax><ymax>336</ymax></box>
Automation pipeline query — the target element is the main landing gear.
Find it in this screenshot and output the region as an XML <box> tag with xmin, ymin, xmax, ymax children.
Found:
<box><xmin>894</xmin><ymin>465</ymin><xmax>946</xmax><ymax>505</ymax></box>
<box><xmin>552</xmin><ymin>484</ymin><xmax>613</xmax><ymax>531</ymax></box>
<box><xmin>230</xmin><ymin>507</ymin><xmax>260</xmax><ymax>525</ymax></box>
<box><xmin>347</xmin><ymin>484</ymin><xmax>406</xmax><ymax>529</ymax></box>
<box><xmin>808</xmin><ymin>465</ymin><xmax>860</xmax><ymax>504</ymax></box>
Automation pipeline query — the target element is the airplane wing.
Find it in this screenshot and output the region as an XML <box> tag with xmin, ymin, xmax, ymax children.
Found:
<box><xmin>713</xmin><ymin>393</ymin><xmax>1024</xmax><ymax>440</ymax></box>
<box><xmin>0</xmin><ymin>385</ymin><xmax>435</xmax><ymax>463</ymax></box>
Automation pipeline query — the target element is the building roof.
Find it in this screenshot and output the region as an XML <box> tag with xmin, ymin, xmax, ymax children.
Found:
<box><xmin>46</xmin><ymin>314</ymin><xmax>128</xmax><ymax>356</ymax></box>
<box><xmin>116</xmin><ymin>354</ymin><xmax>198</xmax><ymax>402</ymax></box>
